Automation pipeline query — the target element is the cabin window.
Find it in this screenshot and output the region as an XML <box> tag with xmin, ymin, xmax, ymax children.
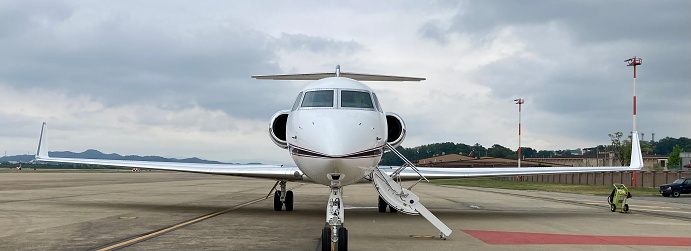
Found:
<box><xmin>301</xmin><ymin>90</ymin><xmax>334</xmax><ymax>108</ymax></box>
<box><xmin>292</xmin><ymin>92</ymin><xmax>303</xmax><ymax>111</ymax></box>
<box><xmin>341</xmin><ymin>90</ymin><xmax>374</xmax><ymax>109</ymax></box>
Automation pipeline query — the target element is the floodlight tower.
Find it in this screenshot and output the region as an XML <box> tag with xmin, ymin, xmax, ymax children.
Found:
<box><xmin>625</xmin><ymin>56</ymin><xmax>642</xmax><ymax>188</ymax></box>
<box><xmin>515</xmin><ymin>98</ymin><xmax>525</xmax><ymax>182</ymax></box>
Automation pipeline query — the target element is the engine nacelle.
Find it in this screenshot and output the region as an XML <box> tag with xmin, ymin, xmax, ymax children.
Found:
<box><xmin>269</xmin><ymin>110</ymin><xmax>290</xmax><ymax>149</ymax></box>
<box><xmin>385</xmin><ymin>112</ymin><xmax>406</xmax><ymax>148</ymax></box>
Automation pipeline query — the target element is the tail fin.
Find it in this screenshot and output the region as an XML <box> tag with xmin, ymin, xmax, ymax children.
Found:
<box><xmin>35</xmin><ymin>122</ymin><xmax>49</xmax><ymax>159</ymax></box>
<box><xmin>629</xmin><ymin>131</ymin><xmax>644</xmax><ymax>170</ymax></box>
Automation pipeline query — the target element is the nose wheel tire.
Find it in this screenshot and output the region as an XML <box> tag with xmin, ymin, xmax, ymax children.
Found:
<box><xmin>321</xmin><ymin>227</ymin><xmax>331</xmax><ymax>251</ymax></box>
<box><xmin>338</xmin><ymin>227</ymin><xmax>348</xmax><ymax>251</ymax></box>
<box><xmin>320</xmin><ymin>226</ymin><xmax>347</xmax><ymax>251</ymax></box>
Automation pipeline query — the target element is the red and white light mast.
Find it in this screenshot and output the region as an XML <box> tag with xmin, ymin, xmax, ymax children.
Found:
<box><xmin>515</xmin><ymin>98</ymin><xmax>524</xmax><ymax>182</ymax></box>
<box><xmin>625</xmin><ymin>57</ymin><xmax>642</xmax><ymax>132</ymax></box>
<box><xmin>625</xmin><ymin>56</ymin><xmax>642</xmax><ymax>187</ymax></box>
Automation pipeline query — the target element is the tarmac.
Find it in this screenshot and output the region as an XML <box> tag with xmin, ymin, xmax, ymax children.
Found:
<box><xmin>1</xmin><ymin>170</ymin><xmax>690</xmax><ymax>250</ymax></box>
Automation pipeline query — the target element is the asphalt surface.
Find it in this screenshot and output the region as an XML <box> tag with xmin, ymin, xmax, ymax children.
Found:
<box><xmin>1</xmin><ymin>171</ymin><xmax>690</xmax><ymax>250</ymax></box>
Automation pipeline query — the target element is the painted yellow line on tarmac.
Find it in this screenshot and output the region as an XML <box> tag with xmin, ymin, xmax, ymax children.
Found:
<box><xmin>96</xmin><ymin>197</ymin><xmax>265</xmax><ymax>251</ymax></box>
<box><xmin>96</xmin><ymin>184</ymin><xmax>306</xmax><ymax>251</ymax></box>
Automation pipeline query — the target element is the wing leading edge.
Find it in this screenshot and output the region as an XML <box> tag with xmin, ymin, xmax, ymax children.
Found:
<box><xmin>385</xmin><ymin>132</ymin><xmax>645</xmax><ymax>180</ymax></box>
<box><xmin>34</xmin><ymin>123</ymin><xmax>305</xmax><ymax>181</ymax></box>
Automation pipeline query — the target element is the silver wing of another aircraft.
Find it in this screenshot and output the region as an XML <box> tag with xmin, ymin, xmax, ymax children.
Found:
<box><xmin>34</xmin><ymin>123</ymin><xmax>305</xmax><ymax>181</ymax></box>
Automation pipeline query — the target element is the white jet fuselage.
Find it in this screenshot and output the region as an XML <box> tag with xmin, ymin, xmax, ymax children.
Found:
<box><xmin>285</xmin><ymin>77</ymin><xmax>388</xmax><ymax>186</ymax></box>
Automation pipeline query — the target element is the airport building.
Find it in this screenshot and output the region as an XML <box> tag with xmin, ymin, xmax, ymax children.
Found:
<box><xmin>680</xmin><ymin>152</ymin><xmax>691</xmax><ymax>169</ymax></box>
<box><xmin>416</xmin><ymin>154</ymin><xmax>570</xmax><ymax>168</ymax></box>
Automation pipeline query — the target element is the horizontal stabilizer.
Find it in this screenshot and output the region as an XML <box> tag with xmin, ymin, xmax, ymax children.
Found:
<box><xmin>252</xmin><ymin>72</ymin><xmax>425</xmax><ymax>82</ymax></box>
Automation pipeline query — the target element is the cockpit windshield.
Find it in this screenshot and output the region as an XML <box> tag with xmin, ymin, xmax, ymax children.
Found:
<box><xmin>301</xmin><ymin>90</ymin><xmax>334</xmax><ymax>108</ymax></box>
<box><xmin>341</xmin><ymin>90</ymin><xmax>374</xmax><ymax>109</ymax></box>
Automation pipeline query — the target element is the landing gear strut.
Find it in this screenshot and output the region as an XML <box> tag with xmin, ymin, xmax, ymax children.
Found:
<box><xmin>321</xmin><ymin>180</ymin><xmax>347</xmax><ymax>251</ymax></box>
<box><xmin>273</xmin><ymin>181</ymin><xmax>294</xmax><ymax>211</ymax></box>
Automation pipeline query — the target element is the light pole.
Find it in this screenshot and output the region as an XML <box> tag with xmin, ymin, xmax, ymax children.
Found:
<box><xmin>625</xmin><ymin>57</ymin><xmax>642</xmax><ymax>132</ymax></box>
<box><xmin>625</xmin><ymin>56</ymin><xmax>642</xmax><ymax>187</ymax></box>
<box><xmin>514</xmin><ymin>98</ymin><xmax>524</xmax><ymax>182</ymax></box>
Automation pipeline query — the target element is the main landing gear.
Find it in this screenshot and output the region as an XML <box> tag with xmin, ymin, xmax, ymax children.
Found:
<box><xmin>378</xmin><ymin>196</ymin><xmax>397</xmax><ymax>213</ymax></box>
<box><xmin>320</xmin><ymin>180</ymin><xmax>348</xmax><ymax>251</ymax></box>
<box><xmin>273</xmin><ymin>181</ymin><xmax>294</xmax><ymax>211</ymax></box>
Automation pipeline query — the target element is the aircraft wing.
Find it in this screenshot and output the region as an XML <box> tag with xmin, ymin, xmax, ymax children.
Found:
<box><xmin>381</xmin><ymin>132</ymin><xmax>645</xmax><ymax>180</ymax></box>
<box><xmin>33</xmin><ymin>123</ymin><xmax>305</xmax><ymax>181</ymax></box>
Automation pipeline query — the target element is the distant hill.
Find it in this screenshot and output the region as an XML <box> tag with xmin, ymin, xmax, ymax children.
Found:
<box><xmin>0</xmin><ymin>149</ymin><xmax>234</xmax><ymax>164</ymax></box>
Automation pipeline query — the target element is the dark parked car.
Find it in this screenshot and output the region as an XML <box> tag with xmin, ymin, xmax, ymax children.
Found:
<box><xmin>659</xmin><ymin>178</ymin><xmax>691</xmax><ymax>197</ymax></box>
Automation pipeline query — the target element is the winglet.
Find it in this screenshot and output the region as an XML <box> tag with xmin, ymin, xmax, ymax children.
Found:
<box><xmin>35</xmin><ymin>122</ymin><xmax>49</xmax><ymax>159</ymax></box>
<box><xmin>629</xmin><ymin>131</ymin><xmax>644</xmax><ymax>170</ymax></box>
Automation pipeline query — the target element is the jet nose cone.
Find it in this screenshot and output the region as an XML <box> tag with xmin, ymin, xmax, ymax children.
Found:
<box><xmin>296</xmin><ymin>110</ymin><xmax>383</xmax><ymax>156</ymax></box>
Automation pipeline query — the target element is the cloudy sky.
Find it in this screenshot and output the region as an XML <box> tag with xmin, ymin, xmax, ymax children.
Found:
<box><xmin>1</xmin><ymin>0</ymin><xmax>689</xmax><ymax>163</ymax></box>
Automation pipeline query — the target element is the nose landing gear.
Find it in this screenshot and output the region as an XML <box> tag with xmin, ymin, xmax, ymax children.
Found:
<box><xmin>320</xmin><ymin>180</ymin><xmax>348</xmax><ymax>251</ymax></box>
<box><xmin>320</xmin><ymin>225</ymin><xmax>347</xmax><ymax>251</ymax></box>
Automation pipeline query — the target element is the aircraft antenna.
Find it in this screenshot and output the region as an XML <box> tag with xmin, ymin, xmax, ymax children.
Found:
<box><xmin>335</xmin><ymin>65</ymin><xmax>341</xmax><ymax>77</ymax></box>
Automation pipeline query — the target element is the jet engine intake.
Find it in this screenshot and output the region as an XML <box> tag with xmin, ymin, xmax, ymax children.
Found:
<box><xmin>269</xmin><ymin>110</ymin><xmax>290</xmax><ymax>149</ymax></box>
<box><xmin>385</xmin><ymin>112</ymin><xmax>406</xmax><ymax>148</ymax></box>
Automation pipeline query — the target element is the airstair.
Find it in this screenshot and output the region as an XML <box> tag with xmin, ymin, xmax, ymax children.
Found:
<box><xmin>371</xmin><ymin>143</ymin><xmax>452</xmax><ymax>238</ymax></box>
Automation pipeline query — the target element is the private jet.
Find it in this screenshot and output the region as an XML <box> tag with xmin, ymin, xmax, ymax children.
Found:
<box><xmin>34</xmin><ymin>66</ymin><xmax>644</xmax><ymax>251</ymax></box>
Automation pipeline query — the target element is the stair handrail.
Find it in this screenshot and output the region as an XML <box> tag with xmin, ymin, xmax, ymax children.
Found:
<box><xmin>384</xmin><ymin>143</ymin><xmax>429</xmax><ymax>183</ymax></box>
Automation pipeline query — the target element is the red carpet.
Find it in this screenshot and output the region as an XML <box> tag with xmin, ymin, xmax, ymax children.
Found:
<box><xmin>462</xmin><ymin>230</ymin><xmax>691</xmax><ymax>246</ymax></box>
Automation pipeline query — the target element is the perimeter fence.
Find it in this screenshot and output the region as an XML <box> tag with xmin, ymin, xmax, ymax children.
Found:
<box><xmin>502</xmin><ymin>171</ymin><xmax>691</xmax><ymax>188</ymax></box>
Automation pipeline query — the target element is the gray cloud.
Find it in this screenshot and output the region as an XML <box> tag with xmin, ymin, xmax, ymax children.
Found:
<box><xmin>0</xmin><ymin>3</ymin><xmax>365</xmax><ymax>121</ymax></box>
<box><xmin>418</xmin><ymin>20</ymin><xmax>448</xmax><ymax>45</ymax></box>
<box><xmin>449</xmin><ymin>1</ymin><xmax>691</xmax><ymax>44</ymax></box>
<box><xmin>437</xmin><ymin>0</ymin><xmax>691</xmax><ymax>143</ymax></box>
<box><xmin>278</xmin><ymin>33</ymin><xmax>362</xmax><ymax>54</ymax></box>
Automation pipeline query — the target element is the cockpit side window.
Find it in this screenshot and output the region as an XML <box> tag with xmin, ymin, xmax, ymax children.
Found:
<box><xmin>372</xmin><ymin>93</ymin><xmax>382</xmax><ymax>112</ymax></box>
<box><xmin>341</xmin><ymin>90</ymin><xmax>374</xmax><ymax>109</ymax></box>
<box><xmin>292</xmin><ymin>92</ymin><xmax>303</xmax><ymax>111</ymax></box>
<box><xmin>301</xmin><ymin>90</ymin><xmax>334</xmax><ymax>108</ymax></box>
